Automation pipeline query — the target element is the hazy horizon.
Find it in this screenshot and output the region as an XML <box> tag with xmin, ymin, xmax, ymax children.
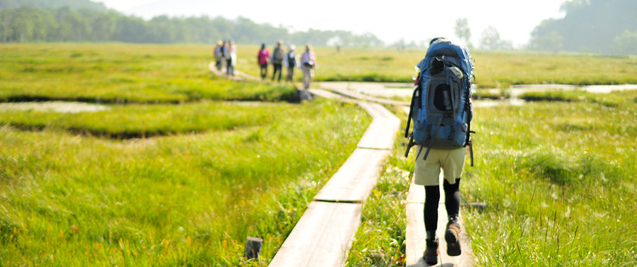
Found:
<box><xmin>94</xmin><ymin>0</ymin><xmax>566</xmax><ymax>47</ymax></box>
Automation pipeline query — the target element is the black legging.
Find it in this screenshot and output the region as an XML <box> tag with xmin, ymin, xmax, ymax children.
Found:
<box><xmin>226</xmin><ymin>59</ymin><xmax>234</xmax><ymax>76</ymax></box>
<box><xmin>272</xmin><ymin>63</ymin><xmax>282</xmax><ymax>82</ymax></box>
<box><xmin>260</xmin><ymin>64</ymin><xmax>268</xmax><ymax>79</ymax></box>
<box><xmin>424</xmin><ymin>178</ymin><xmax>461</xmax><ymax>233</ymax></box>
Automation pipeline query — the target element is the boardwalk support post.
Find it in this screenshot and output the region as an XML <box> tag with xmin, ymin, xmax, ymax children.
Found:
<box><xmin>244</xmin><ymin>236</ymin><xmax>263</xmax><ymax>260</ymax></box>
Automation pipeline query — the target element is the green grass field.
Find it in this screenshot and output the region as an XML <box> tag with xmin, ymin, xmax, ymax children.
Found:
<box><xmin>2</xmin><ymin>43</ymin><xmax>637</xmax><ymax>266</ymax></box>
<box><xmin>345</xmin><ymin>90</ymin><xmax>637</xmax><ymax>266</ymax></box>
<box><xmin>0</xmin><ymin>101</ymin><xmax>371</xmax><ymax>266</ymax></box>
<box><xmin>463</xmin><ymin>90</ymin><xmax>637</xmax><ymax>265</ymax></box>
<box><xmin>0</xmin><ymin>43</ymin><xmax>373</xmax><ymax>266</ymax></box>
<box><xmin>237</xmin><ymin>45</ymin><xmax>637</xmax><ymax>88</ymax></box>
<box><xmin>0</xmin><ymin>44</ymin><xmax>297</xmax><ymax>103</ymax></box>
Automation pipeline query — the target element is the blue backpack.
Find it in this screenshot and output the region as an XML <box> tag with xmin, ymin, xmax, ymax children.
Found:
<box><xmin>404</xmin><ymin>38</ymin><xmax>475</xmax><ymax>164</ymax></box>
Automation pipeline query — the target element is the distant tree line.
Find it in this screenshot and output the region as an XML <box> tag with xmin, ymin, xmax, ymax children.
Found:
<box><xmin>0</xmin><ymin>5</ymin><xmax>384</xmax><ymax>46</ymax></box>
<box><xmin>530</xmin><ymin>0</ymin><xmax>637</xmax><ymax>54</ymax></box>
<box><xmin>0</xmin><ymin>0</ymin><xmax>107</xmax><ymax>11</ymax></box>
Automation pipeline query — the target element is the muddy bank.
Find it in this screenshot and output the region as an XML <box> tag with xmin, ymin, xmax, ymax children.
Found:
<box><xmin>0</xmin><ymin>101</ymin><xmax>110</xmax><ymax>113</ymax></box>
<box><xmin>320</xmin><ymin>82</ymin><xmax>637</xmax><ymax>108</ymax></box>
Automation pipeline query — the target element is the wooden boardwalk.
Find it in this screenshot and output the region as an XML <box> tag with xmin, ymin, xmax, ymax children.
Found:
<box><xmin>269</xmin><ymin>90</ymin><xmax>400</xmax><ymax>267</ymax></box>
<box><xmin>317</xmin><ymin>83</ymin><xmax>410</xmax><ymax>106</ymax></box>
<box><xmin>206</xmin><ymin>65</ymin><xmax>475</xmax><ymax>266</ymax></box>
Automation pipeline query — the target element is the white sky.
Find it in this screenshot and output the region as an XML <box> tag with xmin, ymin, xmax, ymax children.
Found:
<box><xmin>94</xmin><ymin>0</ymin><xmax>566</xmax><ymax>47</ymax></box>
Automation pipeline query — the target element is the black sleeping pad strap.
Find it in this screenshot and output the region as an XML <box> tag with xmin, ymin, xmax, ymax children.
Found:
<box><xmin>404</xmin><ymin>86</ymin><xmax>419</xmax><ymax>138</ymax></box>
<box><xmin>422</xmin><ymin>116</ymin><xmax>443</xmax><ymax>162</ymax></box>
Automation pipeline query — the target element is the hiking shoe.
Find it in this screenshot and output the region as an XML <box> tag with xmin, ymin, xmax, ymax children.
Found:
<box><xmin>445</xmin><ymin>221</ymin><xmax>462</xmax><ymax>256</ymax></box>
<box><xmin>423</xmin><ymin>238</ymin><xmax>439</xmax><ymax>265</ymax></box>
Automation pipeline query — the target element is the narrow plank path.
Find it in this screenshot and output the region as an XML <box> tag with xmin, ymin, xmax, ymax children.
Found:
<box><xmin>318</xmin><ymin>82</ymin><xmax>410</xmax><ymax>106</ymax></box>
<box><xmin>208</xmin><ymin>63</ymin><xmax>259</xmax><ymax>81</ymax></box>
<box><xmin>269</xmin><ymin>92</ymin><xmax>400</xmax><ymax>266</ymax></box>
<box><xmin>207</xmin><ymin>64</ymin><xmax>475</xmax><ymax>266</ymax></box>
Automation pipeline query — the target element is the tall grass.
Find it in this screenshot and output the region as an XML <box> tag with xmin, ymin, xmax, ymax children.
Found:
<box><xmin>0</xmin><ymin>101</ymin><xmax>295</xmax><ymax>138</ymax></box>
<box><xmin>0</xmin><ymin>44</ymin><xmax>297</xmax><ymax>103</ymax></box>
<box><xmin>4</xmin><ymin>43</ymin><xmax>637</xmax><ymax>266</ymax></box>
<box><xmin>462</xmin><ymin>90</ymin><xmax>637</xmax><ymax>265</ymax></box>
<box><xmin>347</xmin><ymin>90</ymin><xmax>637</xmax><ymax>266</ymax></box>
<box><xmin>0</xmin><ymin>98</ymin><xmax>371</xmax><ymax>265</ymax></box>
<box><xmin>5</xmin><ymin>44</ymin><xmax>636</xmax><ymax>99</ymax></box>
<box><xmin>237</xmin><ymin>46</ymin><xmax>637</xmax><ymax>88</ymax></box>
<box><xmin>346</xmin><ymin>135</ymin><xmax>412</xmax><ymax>267</ymax></box>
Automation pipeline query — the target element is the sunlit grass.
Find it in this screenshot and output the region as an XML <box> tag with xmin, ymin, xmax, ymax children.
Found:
<box><xmin>348</xmin><ymin>90</ymin><xmax>637</xmax><ymax>266</ymax></box>
<box><xmin>3</xmin><ymin>43</ymin><xmax>637</xmax><ymax>266</ymax></box>
<box><xmin>0</xmin><ymin>101</ymin><xmax>294</xmax><ymax>138</ymax></box>
<box><xmin>0</xmin><ymin>99</ymin><xmax>371</xmax><ymax>266</ymax></box>
<box><xmin>238</xmin><ymin>46</ymin><xmax>637</xmax><ymax>88</ymax></box>
<box><xmin>0</xmin><ymin>43</ymin><xmax>297</xmax><ymax>103</ymax></box>
<box><xmin>346</xmin><ymin>133</ymin><xmax>412</xmax><ymax>267</ymax></box>
<box><xmin>462</xmin><ymin>90</ymin><xmax>637</xmax><ymax>265</ymax></box>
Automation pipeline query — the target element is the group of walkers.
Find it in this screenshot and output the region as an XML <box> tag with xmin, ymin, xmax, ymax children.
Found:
<box><xmin>258</xmin><ymin>41</ymin><xmax>317</xmax><ymax>89</ymax></box>
<box><xmin>213</xmin><ymin>40</ymin><xmax>237</xmax><ymax>76</ymax></box>
<box><xmin>214</xmin><ymin>40</ymin><xmax>317</xmax><ymax>90</ymax></box>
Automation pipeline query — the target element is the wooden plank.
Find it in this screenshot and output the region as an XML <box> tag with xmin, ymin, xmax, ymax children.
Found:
<box><xmin>406</xmin><ymin>177</ymin><xmax>475</xmax><ymax>267</ymax></box>
<box><xmin>270</xmin><ymin>88</ymin><xmax>400</xmax><ymax>267</ymax></box>
<box><xmin>356</xmin><ymin>102</ymin><xmax>400</xmax><ymax>150</ymax></box>
<box><xmin>406</xmin><ymin>182</ymin><xmax>425</xmax><ymax>204</ymax></box>
<box><xmin>357</xmin><ymin>101</ymin><xmax>397</xmax><ymax>119</ymax></box>
<box><xmin>269</xmin><ymin>202</ymin><xmax>362</xmax><ymax>267</ymax></box>
<box><xmin>307</xmin><ymin>89</ymin><xmax>354</xmax><ymax>102</ymax></box>
<box><xmin>357</xmin><ymin>118</ymin><xmax>401</xmax><ymax>150</ymax></box>
<box><xmin>325</xmin><ymin>87</ymin><xmax>409</xmax><ymax>106</ymax></box>
<box><xmin>314</xmin><ymin>148</ymin><xmax>390</xmax><ymax>203</ymax></box>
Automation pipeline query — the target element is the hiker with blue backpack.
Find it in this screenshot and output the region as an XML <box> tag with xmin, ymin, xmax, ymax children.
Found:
<box><xmin>285</xmin><ymin>45</ymin><xmax>297</xmax><ymax>82</ymax></box>
<box><xmin>404</xmin><ymin>37</ymin><xmax>475</xmax><ymax>265</ymax></box>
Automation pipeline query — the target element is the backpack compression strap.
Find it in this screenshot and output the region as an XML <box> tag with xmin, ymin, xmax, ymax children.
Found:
<box><xmin>404</xmin><ymin>81</ymin><xmax>421</xmax><ymax>157</ymax></box>
<box><xmin>419</xmin><ymin>116</ymin><xmax>444</xmax><ymax>162</ymax></box>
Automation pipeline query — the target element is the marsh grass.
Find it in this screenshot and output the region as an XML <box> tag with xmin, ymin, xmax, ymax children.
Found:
<box><xmin>4</xmin><ymin>43</ymin><xmax>637</xmax><ymax>266</ymax></box>
<box><xmin>348</xmin><ymin>90</ymin><xmax>637</xmax><ymax>266</ymax></box>
<box><xmin>0</xmin><ymin>99</ymin><xmax>371</xmax><ymax>266</ymax></box>
<box><xmin>520</xmin><ymin>89</ymin><xmax>628</xmax><ymax>108</ymax></box>
<box><xmin>240</xmin><ymin>47</ymin><xmax>637</xmax><ymax>88</ymax></box>
<box><xmin>346</xmin><ymin>134</ymin><xmax>413</xmax><ymax>267</ymax></box>
<box><xmin>0</xmin><ymin>101</ymin><xmax>294</xmax><ymax>138</ymax></box>
<box><xmin>461</xmin><ymin>90</ymin><xmax>637</xmax><ymax>265</ymax></box>
<box><xmin>346</xmin><ymin>108</ymin><xmax>425</xmax><ymax>266</ymax></box>
<box><xmin>0</xmin><ymin>44</ymin><xmax>297</xmax><ymax>103</ymax></box>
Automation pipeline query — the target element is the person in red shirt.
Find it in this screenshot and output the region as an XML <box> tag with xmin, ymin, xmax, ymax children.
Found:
<box><xmin>257</xmin><ymin>43</ymin><xmax>270</xmax><ymax>80</ymax></box>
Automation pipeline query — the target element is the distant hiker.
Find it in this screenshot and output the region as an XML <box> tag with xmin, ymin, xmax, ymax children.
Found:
<box><xmin>285</xmin><ymin>45</ymin><xmax>297</xmax><ymax>82</ymax></box>
<box><xmin>225</xmin><ymin>40</ymin><xmax>237</xmax><ymax>76</ymax></box>
<box><xmin>257</xmin><ymin>43</ymin><xmax>270</xmax><ymax>80</ymax></box>
<box><xmin>403</xmin><ymin>37</ymin><xmax>475</xmax><ymax>265</ymax></box>
<box><xmin>300</xmin><ymin>44</ymin><xmax>317</xmax><ymax>89</ymax></box>
<box><xmin>222</xmin><ymin>41</ymin><xmax>230</xmax><ymax>73</ymax></box>
<box><xmin>214</xmin><ymin>40</ymin><xmax>223</xmax><ymax>71</ymax></box>
<box><xmin>271</xmin><ymin>40</ymin><xmax>285</xmax><ymax>82</ymax></box>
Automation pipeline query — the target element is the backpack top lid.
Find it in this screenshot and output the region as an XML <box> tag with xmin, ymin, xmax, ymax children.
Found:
<box><xmin>417</xmin><ymin>38</ymin><xmax>474</xmax><ymax>79</ymax></box>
